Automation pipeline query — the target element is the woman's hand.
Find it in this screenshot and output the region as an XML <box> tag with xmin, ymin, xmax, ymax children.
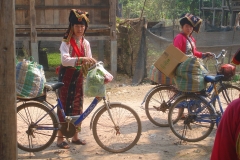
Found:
<box><xmin>202</xmin><ymin>52</ymin><xmax>213</xmax><ymax>59</ymax></box>
<box><xmin>80</xmin><ymin>57</ymin><xmax>97</xmax><ymax>77</ymax></box>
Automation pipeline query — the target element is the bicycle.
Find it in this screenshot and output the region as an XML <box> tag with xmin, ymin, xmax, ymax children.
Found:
<box><xmin>142</xmin><ymin>49</ymin><xmax>240</xmax><ymax>127</ymax></box>
<box><xmin>168</xmin><ymin>51</ymin><xmax>240</xmax><ymax>142</ymax></box>
<box><xmin>141</xmin><ymin>84</ymin><xmax>178</xmax><ymax>127</ymax></box>
<box><xmin>17</xmin><ymin>74</ymin><xmax>142</xmax><ymax>153</ymax></box>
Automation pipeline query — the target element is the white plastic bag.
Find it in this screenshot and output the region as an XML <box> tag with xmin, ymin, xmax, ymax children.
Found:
<box><xmin>84</xmin><ymin>62</ymin><xmax>113</xmax><ymax>97</ymax></box>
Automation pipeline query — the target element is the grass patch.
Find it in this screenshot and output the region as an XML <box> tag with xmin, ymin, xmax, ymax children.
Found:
<box><xmin>47</xmin><ymin>52</ymin><xmax>61</xmax><ymax>67</ymax></box>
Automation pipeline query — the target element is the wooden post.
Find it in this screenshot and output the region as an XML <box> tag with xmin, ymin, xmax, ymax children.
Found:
<box><xmin>236</xmin><ymin>12</ymin><xmax>240</xmax><ymax>26</ymax></box>
<box><xmin>221</xmin><ymin>0</ymin><xmax>225</xmax><ymax>26</ymax></box>
<box><xmin>212</xmin><ymin>0</ymin><xmax>215</xmax><ymax>26</ymax></box>
<box><xmin>109</xmin><ymin>0</ymin><xmax>117</xmax><ymax>78</ymax></box>
<box><xmin>98</xmin><ymin>40</ymin><xmax>104</xmax><ymax>62</ymax></box>
<box><xmin>22</xmin><ymin>40</ymin><xmax>30</xmax><ymax>57</ymax></box>
<box><xmin>30</xmin><ymin>0</ymin><xmax>39</xmax><ymax>62</ymax></box>
<box><xmin>199</xmin><ymin>0</ymin><xmax>202</xmax><ymax>17</ymax></box>
<box><xmin>0</xmin><ymin>0</ymin><xmax>17</xmax><ymax>159</ymax></box>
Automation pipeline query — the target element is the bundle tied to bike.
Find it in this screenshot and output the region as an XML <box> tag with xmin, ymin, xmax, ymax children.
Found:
<box><xmin>148</xmin><ymin>64</ymin><xmax>174</xmax><ymax>85</ymax></box>
<box><xmin>173</xmin><ymin>57</ymin><xmax>209</xmax><ymax>92</ymax></box>
<box><xmin>84</xmin><ymin>61</ymin><xmax>113</xmax><ymax>97</ymax></box>
<box><xmin>16</xmin><ymin>58</ymin><xmax>46</xmax><ymax>98</ymax></box>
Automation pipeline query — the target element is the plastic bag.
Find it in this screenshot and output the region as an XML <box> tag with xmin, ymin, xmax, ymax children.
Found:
<box><xmin>16</xmin><ymin>59</ymin><xmax>46</xmax><ymax>98</ymax></box>
<box><xmin>84</xmin><ymin>62</ymin><xmax>113</xmax><ymax>97</ymax></box>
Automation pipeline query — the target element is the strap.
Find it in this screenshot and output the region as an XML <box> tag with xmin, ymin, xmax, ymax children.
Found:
<box><xmin>70</xmin><ymin>37</ymin><xmax>84</xmax><ymax>57</ymax></box>
<box><xmin>181</xmin><ymin>33</ymin><xmax>194</xmax><ymax>54</ymax></box>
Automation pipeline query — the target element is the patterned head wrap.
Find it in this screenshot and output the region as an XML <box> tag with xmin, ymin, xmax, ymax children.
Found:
<box><xmin>62</xmin><ymin>9</ymin><xmax>90</xmax><ymax>42</ymax></box>
<box><xmin>179</xmin><ymin>13</ymin><xmax>202</xmax><ymax>33</ymax></box>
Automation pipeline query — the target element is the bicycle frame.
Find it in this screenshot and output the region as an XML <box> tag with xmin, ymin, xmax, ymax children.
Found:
<box><xmin>59</xmin><ymin>97</ymin><xmax>103</xmax><ymax>126</ymax></box>
<box><xmin>34</xmin><ymin>89</ymin><xmax>104</xmax><ymax>130</ymax></box>
<box><xmin>176</xmin><ymin>81</ymin><xmax>224</xmax><ymax>125</ymax></box>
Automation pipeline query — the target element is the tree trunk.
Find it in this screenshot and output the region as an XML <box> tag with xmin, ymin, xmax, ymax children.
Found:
<box><xmin>0</xmin><ymin>0</ymin><xmax>17</xmax><ymax>159</ymax></box>
<box><xmin>236</xmin><ymin>13</ymin><xmax>240</xmax><ymax>26</ymax></box>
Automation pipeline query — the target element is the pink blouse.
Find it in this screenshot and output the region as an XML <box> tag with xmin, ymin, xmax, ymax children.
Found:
<box><xmin>173</xmin><ymin>33</ymin><xmax>202</xmax><ymax>58</ymax></box>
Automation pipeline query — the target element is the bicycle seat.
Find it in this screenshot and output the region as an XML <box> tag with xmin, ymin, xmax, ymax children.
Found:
<box><xmin>45</xmin><ymin>82</ymin><xmax>64</xmax><ymax>91</ymax></box>
<box><xmin>204</xmin><ymin>75</ymin><xmax>224</xmax><ymax>83</ymax></box>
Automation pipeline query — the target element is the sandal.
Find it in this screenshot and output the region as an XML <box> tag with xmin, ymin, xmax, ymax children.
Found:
<box><xmin>57</xmin><ymin>141</ymin><xmax>70</xmax><ymax>149</ymax></box>
<box><xmin>72</xmin><ymin>139</ymin><xmax>86</xmax><ymax>145</ymax></box>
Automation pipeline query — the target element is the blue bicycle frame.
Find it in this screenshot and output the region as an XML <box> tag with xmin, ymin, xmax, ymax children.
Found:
<box><xmin>175</xmin><ymin>81</ymin><xmax>224</xmax><ymax>126</ymax></box>
<box><xmin>35</xmin><ymin>95</ymin><xmax>103</xmax><ymax>131</ymax></box>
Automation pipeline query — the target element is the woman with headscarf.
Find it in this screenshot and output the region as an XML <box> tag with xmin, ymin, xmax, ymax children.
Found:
<box><xmin>174</xmin><ymin>13</ymin><xmax>212</xmax><ymax>58</ymax></box>
<box><xmin>56</xmin><ymin>9</ymin><xmax>96</xmax><ymax>149</ymax></box>
<box><xmin>172</xmin><ymin>13</ymin><xmax>214</xmax><ymax>93</ymax></box>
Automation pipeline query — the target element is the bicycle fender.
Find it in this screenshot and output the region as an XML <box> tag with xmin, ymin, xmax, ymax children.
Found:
<box><xmin>141</xmin><ymin>85</ymin><xmax>163</xmax><ymax>105</ymax></box>
<box><xmin>89</xmin><ymin>102</ymin><xmax>122</xmax><ymax>130</ymax></box>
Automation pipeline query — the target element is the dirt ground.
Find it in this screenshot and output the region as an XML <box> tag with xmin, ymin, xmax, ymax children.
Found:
<box><xmin>17</xmin><ymin>72</ymin><xmax>216</xmax><ymax>160</ymax></box>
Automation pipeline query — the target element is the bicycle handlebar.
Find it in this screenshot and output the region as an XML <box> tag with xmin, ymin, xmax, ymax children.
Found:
<box><xmin>205</xmin><ymin>49</ymin><xmax>227</xmax><ymax>73</ymax></box>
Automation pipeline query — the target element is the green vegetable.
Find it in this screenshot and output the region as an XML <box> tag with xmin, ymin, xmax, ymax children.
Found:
<box><xmin>84</xmin><ymin>67</ymin><xmax>106</xmax><ymax>97</ymax></box>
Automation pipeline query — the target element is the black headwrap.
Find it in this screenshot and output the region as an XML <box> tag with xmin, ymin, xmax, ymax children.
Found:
<box><xmin>179</xmin><ymin>13</ymin><xmax>202</xmax><ymax>33</ymax></box>
<box><xmin>62</xmin><ymin>9</ymin><xmax>90</xmax><ymax>42</ymax></box>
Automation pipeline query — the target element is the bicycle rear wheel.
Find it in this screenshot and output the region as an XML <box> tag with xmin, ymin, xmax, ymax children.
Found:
<box><xmin>145</xmin><ymin>85</ymin><xmax>178</xmax><ymax>127</ymax></box>
<box><xmin>168</xmin><ymin>95</ymin><xmax>215</xmax><ymax>142</ymax></box>
<box><xmin>17</xmin><ymin>102</ymin><xmax>58</xmax><ymax>152</ymax></box>
<box><xmin>92</xmin><ymin>103</ymin><xmax>142</xmax><ymax>153</ymax></box>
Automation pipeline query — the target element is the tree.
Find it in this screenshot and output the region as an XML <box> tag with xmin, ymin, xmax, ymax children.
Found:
<box><xmin>0</xmin><ymin>0</ymin><xmax>17</xmax><ymax>159</ymax></box>
<box><xmin>118</xmin><ymin>0</ymin><xmax>203</xmax><ymax>21</ymax></box>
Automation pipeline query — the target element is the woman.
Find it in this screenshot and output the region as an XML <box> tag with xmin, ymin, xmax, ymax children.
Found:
<box><xmin>57</xmin><ymin>9</ymin><xmax>96</xmax><ymax>149</ymax></box>
<box><xmin>174</xmin><ymin>13</ymin><xmax>212</xmax><ymax>58</ymax></box>
<box><xmin>211</xmin><ymin>98</ymin><xmax>240</xmax><ymax>160</ymax></box>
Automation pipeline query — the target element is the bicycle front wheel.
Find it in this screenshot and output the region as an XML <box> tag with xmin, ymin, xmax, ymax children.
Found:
<box><xmin>17</xmin><ymin>102</ymin><xmax>58</xmax><ymax>152</ymax></box>
<box><xmin>168</xmin><ymin>95</ymin><xmax>215</xmax><ymax>142</ymax></box>
<box><xmin>92</xmin><ymin>103</ymin><xmax>142</xmax><ymax>153</ymax></box>
<box><xmin>145</xmin><ymin>85</ymin><xmax>178</xmax><ymax>127</ymax></box>
<box><xmin>213</xmin><ymin>84</ymin><xmax>240</xmax><ymax>111</ymax></box>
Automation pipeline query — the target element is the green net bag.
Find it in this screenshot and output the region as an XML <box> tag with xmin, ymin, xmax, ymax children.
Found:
<box><xmin>174</xmin><ymin>57</ymin><xmax>208</xmax><ymax>92</ymax></box>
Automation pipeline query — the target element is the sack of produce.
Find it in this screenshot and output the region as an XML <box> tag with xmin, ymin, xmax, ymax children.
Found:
<box><xmin>174</xmin><ymin>57</ymin><xmax>208</xmax><ymax>92</ymax></box>
<box><xmin>16</xmin><ymin>58</ymin><xmax>46</xmax><ymax>98</ymax></box>
<box><xmin>84</xmin><ymin>62</ymin><xmax>113</xmax><ymax>97</ymax></box>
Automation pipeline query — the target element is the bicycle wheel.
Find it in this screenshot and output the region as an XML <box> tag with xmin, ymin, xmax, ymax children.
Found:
<box><xmin>145</xmin><ymin>85</ymin><xmax>179</xmax><ymax>127</ymax></box>
<box><xmin>168</xmin><ymin>95</ymin><xmax>215</xmax><ymax>142</ymax></box>
<box><xmin>17</xmin><ymin>102</ymin><xmax>58</xmax><ymax>152</ymax></box>
<box><xmin>92</xmin><ymin>103</ymin><xmax>142</xmax><ymax>153</ymax></box>
<box><xmin>213</xmin><ymin>83</ymin><xmax>240</xmax><ymax>112</ymax></box>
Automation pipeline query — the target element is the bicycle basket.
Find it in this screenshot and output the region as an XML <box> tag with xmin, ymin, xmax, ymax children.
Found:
<box><xmin>219</xmin><ymin>64</ymin><xmax>236</xmax><ymax>81</ymax></box>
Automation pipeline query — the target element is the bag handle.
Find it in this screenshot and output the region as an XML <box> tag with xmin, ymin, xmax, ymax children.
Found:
<box><xmin>181</xmin><ymin>33</ymin><xmax>194</xmax><ymax>54</ymax></box>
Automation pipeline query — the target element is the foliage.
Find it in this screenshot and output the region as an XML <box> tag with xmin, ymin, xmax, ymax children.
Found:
<box><xmin>118</xmin><ymin>0</ymin><xmax>222</xmax><ymax>22</ymax></box>
<box><xmin>47</xmin><ymin>52</ymin><xmax>61</xmax><ymax>67</ymax></box>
